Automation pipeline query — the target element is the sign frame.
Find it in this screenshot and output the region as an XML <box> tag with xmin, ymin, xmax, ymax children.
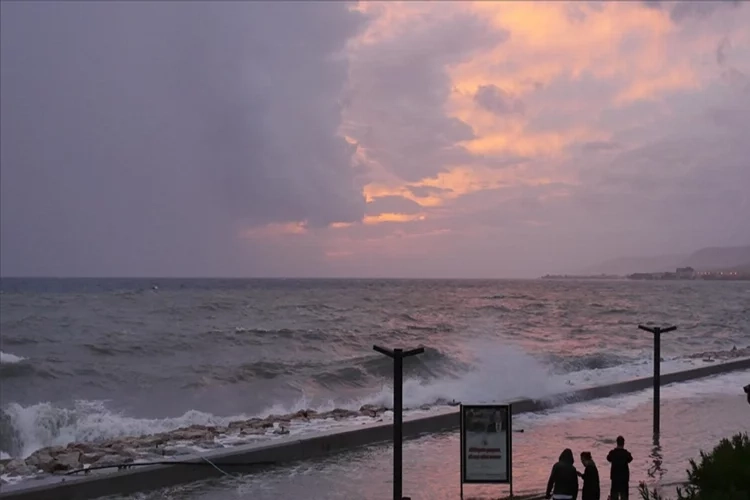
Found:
<box><xmin>459</xmin><ymin>403</ymin><xmax>512</xmax><ymax>485</ymax></box>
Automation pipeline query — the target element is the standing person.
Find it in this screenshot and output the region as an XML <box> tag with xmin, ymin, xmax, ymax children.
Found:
<box><xmin>578</xmin><ymin>451</ymin><xmax>600</xmax><ymax>500</ymax></box>
<box><xmin>607</xmin><ymin>436</ymin><xmax>633</xmax><ymax>500</ymax></box>
<box><xmin>545</xmin><ymin>448</ymin><xmax>579</xmax><ymax>500</ymax></box>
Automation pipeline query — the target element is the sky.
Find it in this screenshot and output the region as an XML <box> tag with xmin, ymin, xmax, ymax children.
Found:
<box><xmin>1</xmin><ymin>1</ymin><xmax>749</xmax><ymax>278</ymax></box>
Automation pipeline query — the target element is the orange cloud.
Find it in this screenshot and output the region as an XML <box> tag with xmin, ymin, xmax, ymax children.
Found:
<box><xmin>363</xmin><ymin>212</ymin><xmax>425</xmax><ymax>225</ymax></box>
<box><xmin>240</xmin><ymin>222</ymin><xmax>307</xmax><ymax>238</ymax></box>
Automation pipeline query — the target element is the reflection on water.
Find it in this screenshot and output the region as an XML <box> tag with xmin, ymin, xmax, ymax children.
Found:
<box><xmin>114</xmin><ymin>391</ymin><xmax>749</xmax><ymax>500</ymax></box>
<box><xmin>647</xmin><ymin>444</ymin><xmax>665</xmax><ymax>481</ymax></box>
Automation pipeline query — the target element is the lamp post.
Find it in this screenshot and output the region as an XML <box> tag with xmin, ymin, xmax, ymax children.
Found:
<box><xmin>373</xmin><ymin>344</ymin><xmax>425</xmax><ymax>500</ymax></box>
<box><xmin>638</xmin><ymin>325</ymin><xmax>677</xmax><ymax>442</ymax></box>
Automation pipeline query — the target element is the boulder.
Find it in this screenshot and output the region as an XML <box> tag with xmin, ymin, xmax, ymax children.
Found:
<box><xmin>67</xmin><ymin>442</ymin><xmax>101</xmax><ymax>454</ymax></box>
<box><xmin>326</xmin><ymin>408</ymin><xmax>360</xmax><ymax>420</ymax></box>
<box><xmin>139</xmin><ymin>435</ymin><xmax>167</xmax><ymax>447</ymax></box>
<box><xmin>25</xmin><ymin>449</ymin><xmax>55</xmax><ymax>472</ymax></box>
<box><xmin>359</xmin><ymin>404</ymin><xmax>387</xmax><ymax>417</ymax></box>
<box><xmin>267</xmin><ymin>414</ymin><xmax>292</xmax><ymax>424</ymax></box>
<box><xmin>239</xmin><ymin>427</ymin><xmax>266</xmax><ymax>436</ymax></box>
<box><xmin>50</xmin><ymin>450</ymin><xmax>81</xmax><ymax>472</ymax></box>
<box><xmin>227</xmin><ymin>420</ymin><xmax>244</xmax><ymax>429</ymax></box>
<box><xmin>169</xmin><ymin>428</ymin><xmax>211</xmax><ymax>441</ymax></box>
<box><xmin>81</xmin><ymin>452</ymin><xmax>106</xmax><ymax>464</ymax></box>
<box><xmin>4</xmin><ymin>458</ymin><xmax>36</xmax><ymax>477</ymax></box>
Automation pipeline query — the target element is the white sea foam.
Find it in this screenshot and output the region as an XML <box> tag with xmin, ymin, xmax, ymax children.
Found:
<box><xmin>2</xmin><ymin>349</ymin><xmax>747</xmax><ymax>460</ymax></box>
<box><xmin>0</xmin><ymin>351</ymin><xmax>26</xmax><ymax>364</ymax></box>
<box><xmin>517</xmin><ymin>369</ymin><xmax>750</xmax><ymax>427</ymax></box>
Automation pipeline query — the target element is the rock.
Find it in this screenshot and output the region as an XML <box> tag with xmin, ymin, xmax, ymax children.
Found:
<box><xmin>4</xmin><ymin>458</ymin><xmax>36</xmax><ymax>477</ymax></box>
<box><xmin>51</xmin><ymin>450</ymin><xmax>82</xmax><ymax>471</ymax></box>
<box><xmin>68</xmin><ymin>442</ymin><xmax>101</xmax><ymax>454</ymax></box>
<box><xmin>744</xmin><ymin>384</ymin><xmax>750</xmax><ymax>405</ymax></box>
<box><xmin>116</xmin><ymin>447</ymin><xmax>139</xmax><ymax>459</ymax></box>
<box><xmin>169</xmin><ymin>429</ymin><xmax>211</xmax><ymax>441</ymax></box>
<box><xmin>267</xmin><ymin>414</ymin><xmax>292</xmax><ymax>424</ymax></box>
<box><xmin>327</xmin><ymin>408</ymin><xmax>360</xmax><ymax>420</ymax></box>
<box><xmin>80</xmin><ymin>452</ymin><xmax>106</xmax><ymax>464</ymax></box>
<box><xmin>239</xmin><ymin>427</ymin><xmax>266</xmax><ymax>436</ymax></box>
<box><xmin>359</xmin><ymin>404</ymin><xmax>387</xmax><ymax>417</ymax></box>
<box><xmin>139</xmin><ymin>436</ymin><xmax>167</xmax><ymax>447</ymax></box>
<box><xmin>25</xmin><ymin>449</ymin><xmax>55</xmax><ymax>472</ymax></box>
<box><xmin>45</xmin><ymin>446</ymin><xmax>68</xmax><ymax>457</ymax></box>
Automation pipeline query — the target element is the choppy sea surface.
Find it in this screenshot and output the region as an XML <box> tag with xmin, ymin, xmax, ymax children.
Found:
<box><xmin>1</xmin><ymin>278</ymin><xmax>749</xmax><ymax>459</ymax></box>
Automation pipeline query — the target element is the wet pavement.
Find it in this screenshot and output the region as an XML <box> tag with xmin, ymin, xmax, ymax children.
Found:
<box><xmin>105</xmin><ymin>371</ymin><xmax>749</xmax><ymax>500</ymax></box>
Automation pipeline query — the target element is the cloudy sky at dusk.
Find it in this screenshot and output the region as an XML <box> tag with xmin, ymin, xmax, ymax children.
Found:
<box><xmin>2</xmin><ymin>1</ymin><xmax>749</xmax><ymax>278</ymax></box>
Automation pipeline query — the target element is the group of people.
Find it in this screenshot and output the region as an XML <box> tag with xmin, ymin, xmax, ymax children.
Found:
<box><xmin>545</xmin><ymin>436</ymin><xmax>633</xmax><ymax>500</ymax></box>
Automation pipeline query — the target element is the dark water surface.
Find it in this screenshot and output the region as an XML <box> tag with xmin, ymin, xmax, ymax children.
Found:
<box><xmin>2</xmin><ymin>278</ymin><xmax>749</xmax><ymax>458</ymax></box>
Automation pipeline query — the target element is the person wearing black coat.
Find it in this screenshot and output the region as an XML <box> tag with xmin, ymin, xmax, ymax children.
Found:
<box><xmin>607</xmin><ymin>436</ymin><xmax>633</xmax><ymax>500</ymax></box>
<box><xmin>546</xmin><ymin>448</ymin><xmax>579</xmax><ymax>500</ymax></box>
<box><xmin>578</xmin><ymin>451</ymin><xmax>600</xmax><ymax>500</ymax></box>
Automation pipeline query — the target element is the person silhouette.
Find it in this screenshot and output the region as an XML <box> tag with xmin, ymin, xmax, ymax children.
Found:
<box><xmin>546</xmin><ymin>448</ymin><xmax>579</xmax><ymax>500</ymax></box>
<box><xmin>578</xmin><ymin>451</ymin><xmax>600</xmax><ymax>500</ymax></box>
<box><xmin>607</xmin><ymin>436</ymin><xmax>633</xmax><ymax>500</ymax></box>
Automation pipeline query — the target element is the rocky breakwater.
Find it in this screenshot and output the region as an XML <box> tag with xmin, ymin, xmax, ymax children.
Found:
<box><xmin>686</xmin><ymin>346</ymin><xmax>750</xmax><ymax>362</ymax></box>
<box><xmin>0</xmin><ymin>405</ymin><xmax>391</xmax><ymax>482</ymax></box>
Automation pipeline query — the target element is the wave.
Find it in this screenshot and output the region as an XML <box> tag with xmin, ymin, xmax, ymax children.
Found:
<box><xmin>3</xmin><ymin>343</ymin><xmax>746</xmax><ymax>459</ymax></box>
<box><xmin>1</xmin><ymin>342</ymin><xmax>559</xmax><ymax>458</ymax></box>
<box><xmin>185</xmin><ymin>346</ymin><xmax>468</xmax><ymax>389</ymax></box>
<box><xmin>0</xmin><ymin>351</ymin><xmax>26</xmax><ymax>364</ymax></box>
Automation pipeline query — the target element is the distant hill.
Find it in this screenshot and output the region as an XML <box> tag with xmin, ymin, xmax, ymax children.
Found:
<box><xmin>682</xmin><ymin>246</ymin><xmax>750</xmax><ymax>270</ymax></box>
<box><xmin>582</xmin><ymin>245</ymin><xmax>750</xmax><ymax>275</ymax></box>
<box><xmin>581</xmin><ymin>253</ymin><xmax>687</xmax><ymax>276</ymax></box>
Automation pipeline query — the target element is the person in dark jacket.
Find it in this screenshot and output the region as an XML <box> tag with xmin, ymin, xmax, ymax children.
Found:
<box><xmin>578</xmin><ymin>451</ymin><xmax>600</xmax><ymax>500</ymax></box>
<box><xmin>607</xmin><ymin>436</ymin><xmax>633</xmax><ymax>500</ymax></box>
<box><xmin>744</xmin><ymin>383</ymin><xmax>749</xmax><ymax>405</ymax></box>
<box><xmin>546</xmin><ymin>448</ymin><xmax>579</xmax><ymax>500</ymax></box>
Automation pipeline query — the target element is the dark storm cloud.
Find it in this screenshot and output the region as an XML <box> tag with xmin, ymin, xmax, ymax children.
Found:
<box><xmin>345</xmin><ymin>8</ymin><xmax>508</xmax><ymax>182</ymax></box>
<box><xmin>474</xmin><ymin>85</ymin><xmax>525</xmax><ymax>116</ymax></box>
<box><xmin>0</xmin><ymin>2</ymin><xmax>366</xmax><ymax>276</ymax></box>
<box><xmin>365</xmin><ymin>195</ymin><xmax>422</xmax><ymax>216</ymax></box>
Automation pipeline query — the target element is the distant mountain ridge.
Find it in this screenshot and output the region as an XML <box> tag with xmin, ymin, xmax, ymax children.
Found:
<box><xmin>582</xmin><ymin>245</ymin><xmax>750</xmax><ymax>275</ymax></box>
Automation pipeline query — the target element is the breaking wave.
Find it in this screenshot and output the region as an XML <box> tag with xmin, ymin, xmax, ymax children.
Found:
<box><xmin>0</xmin><ymin>351</ymin><xmax>26</xmax><ymax>364</ymax></box>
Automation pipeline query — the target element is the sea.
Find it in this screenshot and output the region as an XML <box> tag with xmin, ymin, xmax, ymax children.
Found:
<box><xmin>1</xmin><ymin>278</ymin><xmax>749</xmax><ymax>462</ymax></box>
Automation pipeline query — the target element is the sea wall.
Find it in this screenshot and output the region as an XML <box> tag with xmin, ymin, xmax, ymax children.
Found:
<box><xmin>2</xmin><ymin>358</ymin><xmax>749</xmax><ymax>500</ymax></box>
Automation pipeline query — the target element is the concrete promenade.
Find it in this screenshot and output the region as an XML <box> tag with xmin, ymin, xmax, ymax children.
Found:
<box><xmin>2</xmin><ymin>358</ymin><xmax>748</xmax><ymax>500</ymax></box>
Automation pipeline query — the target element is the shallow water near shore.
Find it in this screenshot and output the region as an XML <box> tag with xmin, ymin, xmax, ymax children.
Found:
<box><xmin>3</xmin><ymin>278</ymin><xmax>749</xmax><ymax>461</ymax></box>
<box><xmin>104</xmin><ymin>371</ymin><xmax>750</xmax><ymax>500</ymax></box>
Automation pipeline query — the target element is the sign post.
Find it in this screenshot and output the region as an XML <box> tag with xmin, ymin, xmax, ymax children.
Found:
<box><xmin>373</xmin><ymin>344</ymin><xmax>425</xmax><ymax>500</ymax></box>
<box><xmin>638</xmin><ymin>324</ymin><xmax>677</xmax><ymax>443</ymax></box>
<box><xmin>459</xmin><ymin>404</ymin><xmax>513</xmax><ymax>499</ymax></box>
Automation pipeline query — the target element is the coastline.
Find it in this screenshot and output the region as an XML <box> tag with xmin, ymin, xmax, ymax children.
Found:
<box><xmin>2</xmin><ymin>359</ymin><xmax>748</xmax><ymax>500</ymax></box>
